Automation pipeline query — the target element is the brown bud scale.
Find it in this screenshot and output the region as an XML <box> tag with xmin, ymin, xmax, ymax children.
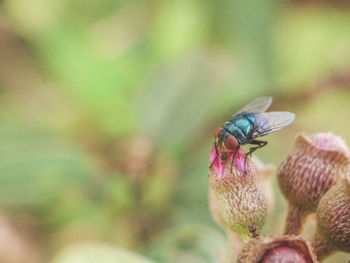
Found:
<box><xmin>237</xmin><ymin>235</ymin><xmax>318</xmax><ymax>263</ymax></box>
<box><xmin>316</xmin><ymin>178</ymin><xmax>350</xmax><ymax>253</ymax></box>
<box><xmin>278</xmin><ymin>133</ymin><xmax>350</xmax><ymax>212</ymax></box>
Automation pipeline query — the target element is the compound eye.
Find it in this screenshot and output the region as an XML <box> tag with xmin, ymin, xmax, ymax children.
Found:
<box><xmin>224</xmin><ymin>135</ymin><xmax>238</xmax><ymax>150</ymax></box>
<box><xmin>214</xmin><ymin>127</ymin><xmax>223</xmax><ymax>139</ymax></box>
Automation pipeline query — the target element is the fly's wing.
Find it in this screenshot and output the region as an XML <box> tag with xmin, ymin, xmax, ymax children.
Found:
<box><xmin>235</xmin><ymin>96</ymin><xmax>273</xmax><ymax>115</ymax></box>
<box><xmin>251</xmin><ymin>112</ymin><xmax>295</xmax><ymax>138</ymax></box>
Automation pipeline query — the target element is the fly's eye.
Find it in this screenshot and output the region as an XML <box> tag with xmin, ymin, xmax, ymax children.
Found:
<box><xmin>214</xmin><ymin>127</ymin><xmax>223</xmax><ymax>139</ymax></box>
<box><xmin>224</xmin><ymin>135</ymin><xmax>238</xmax><ymax>150</ymax></box>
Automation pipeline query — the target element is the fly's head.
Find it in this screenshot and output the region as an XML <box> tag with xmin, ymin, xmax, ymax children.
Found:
<box><xmin>214</xmin><ymin>127</ymin><xmax>238</xmax><ymax>153</ymax></box>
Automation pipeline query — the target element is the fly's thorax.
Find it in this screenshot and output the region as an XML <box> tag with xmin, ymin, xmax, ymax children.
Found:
<box><xmin>224</xmin><ymin>116</ymin><xmax>254</xmax><ymax>144</ymax></box>
<box><xmin>231</xmin><ymin>116</ymin><xmax>254</xmax><ymax>135</ymax></box>
<box><xmin>245</xmin><ymin>114</ymin><xmax>256</xmax><ymax>124</ymax></box>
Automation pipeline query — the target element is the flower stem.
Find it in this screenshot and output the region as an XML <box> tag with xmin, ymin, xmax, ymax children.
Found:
<box><xmin>284</xmin><ymin>204</ymin><xmax>307</xmax><ymax>235</ymax></box>
<box><xmin>227</xmin><ymin>230</ymin><xmax>244</xmax><ymax>263</ymax></box>
<box><xmin>311</xmin><ymin>232</ymin><xmax>335</xmax><ymax>261</ymax></box>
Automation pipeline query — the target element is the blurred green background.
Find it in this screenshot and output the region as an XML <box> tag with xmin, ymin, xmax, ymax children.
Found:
<box><xmin>0</xmin><ymin>0</ymin><xmax>350</xmax><ymax>262</ymax></box>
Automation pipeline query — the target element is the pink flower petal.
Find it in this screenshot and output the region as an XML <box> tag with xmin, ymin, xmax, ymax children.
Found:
<box><xmin>210</xmin><ymin>146</ymin><xmax>246</xmax><ymax>175</ymax></box>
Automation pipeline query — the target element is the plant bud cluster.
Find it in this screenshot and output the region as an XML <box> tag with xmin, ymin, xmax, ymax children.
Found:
<box><xmin>209</xmin><ymin>132</ymin><xmax>350</xmax><ymax>262</ymax></box>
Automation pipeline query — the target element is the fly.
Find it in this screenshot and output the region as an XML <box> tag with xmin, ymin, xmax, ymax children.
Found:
<box><xmin>210</xmin><ymin>96</ymin><xmax>295</xmax><ymax>173</ymax></box>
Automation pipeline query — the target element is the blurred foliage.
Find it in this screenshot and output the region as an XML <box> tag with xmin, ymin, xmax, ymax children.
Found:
<box><xmin>0</xmin><ymin>0</ymin><xmax>350</xmax><ymax>262</ymax></box>
<box><xmin>51</xmin><ymin>242</ymin><xmax>156</xmax><ymax>263</ymax></box>
<box><xmin>146</xmin><ymin>224</ymin><xmax>228</xmax><ymax>263</ymax></box>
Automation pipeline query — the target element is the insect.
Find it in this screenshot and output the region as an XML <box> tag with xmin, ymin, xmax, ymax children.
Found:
<box><xmin>247</xmin><ymin>222</ymin><xmax>259</xmax><ymax>238</ymax></box>
<box><xmin>210</xmin><ymin>96</ymin><xmax>295</xmax><ymax>173</ymax></box>
<box><xmin>237</xmin><ymin>222</ymin><xmax>259</xmax><ymax>238</ymax></box>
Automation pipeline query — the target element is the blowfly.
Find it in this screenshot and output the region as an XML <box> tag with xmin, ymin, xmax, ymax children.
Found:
<box><xmin>211</xmin><ymin>96</ymin><xmax>295</xmax><ymax>172</ymax></box>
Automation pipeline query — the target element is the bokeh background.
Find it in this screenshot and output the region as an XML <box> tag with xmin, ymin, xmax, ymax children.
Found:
<box><xmin>0</xmin><ymin>0</ymin><xmax>350</xmax><ymax>262</ymax></box>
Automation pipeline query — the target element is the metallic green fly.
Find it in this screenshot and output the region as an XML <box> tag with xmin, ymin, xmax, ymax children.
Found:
<box><xmin>210</xmin><ymin>96</ymin><xmax>295</xmax><ymax>172</ymax></box>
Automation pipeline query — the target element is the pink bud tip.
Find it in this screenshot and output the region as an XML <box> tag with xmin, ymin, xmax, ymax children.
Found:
<box><xmin>310</xmin><ymin>133</ymin><xmax>350</xmax><ymax>156</ymax></box>
<box><xmin>210</xmin><ymin>146</ymin><xmax>246</xmax><ymax>175</ymax></box>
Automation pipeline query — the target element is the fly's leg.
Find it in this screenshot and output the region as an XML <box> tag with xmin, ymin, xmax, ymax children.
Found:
<box><xmin>209</xmin><ymin>142</ymin><xmax>219</xmax><ymax>168</ymax></box>
<box><xmin>230</xmin><ymin>144</ymin><xmax>240</xmax><ymax>173</ymax></box>
<box><xmin>244</xmin><ymin>140</ymin><xmax>268</xmax><ymax>173</ymax></box>
<box><xmin>246</xmin><ymin>140</ymin><xmax>268</xmax><ymax>156</ymax></box>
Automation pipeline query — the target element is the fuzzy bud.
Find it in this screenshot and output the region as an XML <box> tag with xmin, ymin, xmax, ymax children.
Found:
<box><xmin>312</xmin><ymin>175</ymin><xmax>350</xmax><ymax>260</ymax></box>
<box><xmin>253</xmin><ymin>157</ymin><xmax>275</xmax><ymax>217</ymax></box>
<box><xmin>209</xmin><ymin>146</ymin><xmax>267</xmax><ymax>242</ymax></box>
<box><xmin>237</xmin><ymin>235</ymin><xmax>318</xmax><ymax>263</ymax></box>
<box><xmin>278</xmin><ymin>132</ymin><xmax>350</xmax><ymax>235</ymax></box>
<box><xmin>208</xmin><ymin>188</ymin><xmax>244</xmax><ymax>262</ymax></box>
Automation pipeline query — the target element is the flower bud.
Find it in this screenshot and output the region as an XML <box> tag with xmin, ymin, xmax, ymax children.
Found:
<box><xmin>209</xmin><ymin>146</ymin><xmax>267</xmax><ymax>242</ymax></box>
<box><xmin>278</xmin><ymin>132</ymin><xmax>350</xmax><ymax>235</ymax></box>
<box><xmin>208</xmin><ymin>188</ymin><xmax>244</xmax><ymax>262</ymax></box>
<box><xmin>208</xmin><ymin>187</ymin><xmax>227</xmax><ymax>230</ymax></box>
<box><xmin>237</xmin><ymin>235</ymin><xmax>318</xmax><ymax>263</ymax></box>
<box><xmin>312</xmin><ymin>176</ymin><xmax>350</xmax><ymax>260</ymax></box>
<box><xmin>253</xmin><ymin>156</ymin><xmax>275</xmax><ymax>216</ymax></box>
